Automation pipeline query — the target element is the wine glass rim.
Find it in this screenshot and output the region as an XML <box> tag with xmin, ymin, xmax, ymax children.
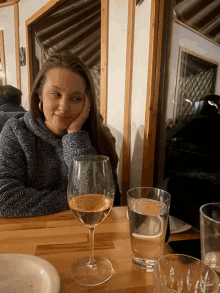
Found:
<box><xmin>73</xmin><ymin>155</ymin><xmax>110</xmax><ymax>162</ymax></box>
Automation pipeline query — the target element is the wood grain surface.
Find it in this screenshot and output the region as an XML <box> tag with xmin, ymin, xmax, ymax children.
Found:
<box><xmin>0</xmin><ymin>207</ymin><xmax>199</xmax><ymax>292</ymax></box>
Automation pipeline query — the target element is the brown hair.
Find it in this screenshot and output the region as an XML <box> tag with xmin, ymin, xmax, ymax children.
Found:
<box><xmin>0</xmin><ymin>85</ymin><xmax>22</xmax><ymax>106</ymax></box>
<box><xmin>29</xmin><ymin>51</ymin><xmax>118</xmax><ymax>168</ymax></box>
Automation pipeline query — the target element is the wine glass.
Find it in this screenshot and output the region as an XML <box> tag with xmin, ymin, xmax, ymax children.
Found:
<box><xmin>67</xmin><ymin>155</ymin><xmax>115</xmax><ymax>286</ymax></box>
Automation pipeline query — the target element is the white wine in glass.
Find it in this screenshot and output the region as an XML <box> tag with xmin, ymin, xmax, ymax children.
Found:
<box><xmin>67</xmin><ymin>155</ymin><xmax>115</xmax><ymax>286</ymax></box>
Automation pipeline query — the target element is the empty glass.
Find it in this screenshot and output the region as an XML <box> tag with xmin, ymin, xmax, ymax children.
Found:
<box><xmin>154</xmin><ymin>254</ymin><xmax>219</xmax><ymax>292</ymax></box>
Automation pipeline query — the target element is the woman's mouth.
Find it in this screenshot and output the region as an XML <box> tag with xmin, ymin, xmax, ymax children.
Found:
<box><xmin>55</xmin><ymin>115</ymin><xmax>71</xmax><ymax>119</ymax></box>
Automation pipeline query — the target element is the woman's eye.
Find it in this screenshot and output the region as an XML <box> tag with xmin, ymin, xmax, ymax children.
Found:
<box><xmin>71</xmin><ymin>96</ymin><xmax>83</xmax><ymax>102</ymax></box>
<box><xmin>52</xmin><ymin>92</ymin><xmax>61</xmax><ymax>97</ymax></box>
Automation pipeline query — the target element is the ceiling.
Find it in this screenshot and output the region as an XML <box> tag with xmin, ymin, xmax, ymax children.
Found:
<box><xmin>33</xmin><ymin>0</ymin><xmax>101</xmax><ymax>69</ymax></box>
<box><xmin>174</xmin><ymin>0</ymin><xmax>220</xmax><ymax>45</ymax></box>
<box><xmin>31</xmin><ymin>0</ymin><xmax>220</xmax><ymax>70</ymax></box>
<box><xmin>32</xmin><ymin>0</ymin><xmax>147</xmax><ymax>70</ymax></box>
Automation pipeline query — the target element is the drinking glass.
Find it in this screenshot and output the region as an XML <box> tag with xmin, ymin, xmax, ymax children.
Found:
<box><xmin>154</xmin><ymin>254</ymin><xmax>219</xmax><ymax>292</ymax></box>
<box><xmin>200</xmin><ymin>203</ymin><xmax>220</xmax><ymax>273</ymax></box>
<box><xmin>67</xmin><ymin>155</ymin><xmax>115</xmax><ymax>286</ymax></box>
<box><xmin>200</xmin><ymin>203</ymin><xmax>220</xmax><ymax>292</ymax></box>
<box><xmin>127</xmin><ymin>187</ymin><xmax>171</xmax><ymax>271</ymax></box>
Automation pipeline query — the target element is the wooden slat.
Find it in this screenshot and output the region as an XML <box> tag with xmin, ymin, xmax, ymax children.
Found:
<box><xmin>154</xmin><ymin>0</ymin><xmax>175</xmax><ymax>186</ymax></box>
<box><xmin>100</xmin><ymin>0</ymin><xmax>109</xmax><ymax>124</ymax></box>
<box><xmin>121</xmin><ymin>0</ymin><xmax>136</xmax><ymax>204</ymax></box>
<box><xmin>44</xmin><ymin>20</ymin><xmax>101</xmax><ymax>53</ymax></box>
<box><xmin>193</xmin><ymin>4</ymin><xmax>220</xmax><ymax>29</ymax></box>
<box><xmin>26</xmin><ymin>23</ymin><xmax>33</xmax><ymax>97</ymax></box>
<box><xmin>141</xmin><ymin>0</ymin><xmax>165</xmax><ymax>187</ymax></box>
<box><xmin>26</xmin><ymin>0</ymin><xmax>66</xmax><ymax>26</ymax></box>
<box><xmin>172</xmin><ymin>45</ymin><xmax>183</xmax><ymax>124</ymax></box>
<box><xmin>39</xmin><ymin>11</ymin><xmax>101</xmax><ymax>46</ymax></box>
<box><xmin>179</xmin><ymin>0</ymin><xmax>216</xmax><ymax>22</ymax></box>
<box><xmin>0</xmin><ymin>30</ymin><xmax>7</xmax><ymax>85</ymax></box>
<box><xmin>14</xmin><ymin>1</ymin><xmax>21</xmax><ymax>90</ymax></box>
<box><xmin>0</xmin><ymin>0</ymin><xmax>19</xmax><ymax>8</ymax></box>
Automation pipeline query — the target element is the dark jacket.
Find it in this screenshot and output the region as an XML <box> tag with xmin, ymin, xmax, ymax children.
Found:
<box><xmin>0</xmin><ymin>103</ymin><xmax>26</xmax><ymax>113</ymax></box>
<box><xmin>0</xmin><ymin>111</ymin><xmax>25</xmax><ymax>132</ymax></box>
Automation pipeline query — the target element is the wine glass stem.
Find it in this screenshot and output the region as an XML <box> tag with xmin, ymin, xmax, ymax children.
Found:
<box><xmin>87</xmin><ymin>226</ymin><xmax>97</xmax><ymax>268</ymax></box>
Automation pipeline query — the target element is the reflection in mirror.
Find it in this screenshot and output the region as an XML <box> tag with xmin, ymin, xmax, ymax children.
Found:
<box><xmin>154</xmin><ymin>0</ymin><xmax>220</xmax><ymax>187</ymax></box>
<box><xmin>173</xmin><ymin>47</ymin><xmax>218</xmax><ymax>124</ymax></box>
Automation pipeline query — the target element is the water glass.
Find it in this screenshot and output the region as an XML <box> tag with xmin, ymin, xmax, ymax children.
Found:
<box><xmin>200</xmin><ymin>203</ymin><xmax>220</xmax><ymax>274</ymax></box>
<box><xmin>127</xmin><ymin>187</ymin><xmax>171</xmax><ymax>271</ymax></box>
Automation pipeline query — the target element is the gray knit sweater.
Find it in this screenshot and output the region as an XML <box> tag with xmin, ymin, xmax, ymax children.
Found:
<box><xmin>0</xmin><ymin>112</ymin><xmax>117</xmax><ymax>218</ymax></box>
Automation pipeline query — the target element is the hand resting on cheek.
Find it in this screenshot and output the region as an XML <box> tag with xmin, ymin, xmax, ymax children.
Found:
<box><xmin>67</xmin><ymin>95</ymin><xmax>90</xmax><ymax>133</ymax></box>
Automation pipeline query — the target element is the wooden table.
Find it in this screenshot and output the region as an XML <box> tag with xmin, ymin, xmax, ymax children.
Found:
<box><xmin>0</xmin><ymin>207</ymin><xmax>199</xmax><ymax>292</ymax></box>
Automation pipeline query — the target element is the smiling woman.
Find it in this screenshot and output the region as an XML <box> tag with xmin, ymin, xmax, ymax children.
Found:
<box><xmin>38</xmin><ymin>68</ymin><xmax>86</xmax><ymax>136</ymax></box>
<box><xmin>0</xmin><ymin>51</ymin><xmax>121</xmax><ymax>218</ymax></box>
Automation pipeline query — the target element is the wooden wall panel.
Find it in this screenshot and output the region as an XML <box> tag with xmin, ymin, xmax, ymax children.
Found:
<box><xmin>121</xmin><ymin>0</ymin><xmax>136</xmax><ymax>204</ymax></box>
<box><xmin>26</xmin><ymin>23</ymin><xmax>33</xmax><ymax>97</ymax></box>
<box><xmin>141</xmin><ymin>0</ymin><xmax>165</xmax><ymax>187</ymax></box>
<box><xmin>100</xmin><ymin>0</ymin><xmax>109</xmax><ymax>124</ymax></box>
<box><xmin>154</xmin><ymin>0</ymin><xmax>175</xmax><ymax>186</ymax></box>
<box><xmin>14</xmin><ymin>1</ymin><xmax>21</xmax><ymax>90</ymax></box>
<box><xmin>0</xmin><ymin>30</ymin><xmax>7</xmax><ymax>85</ymax></box>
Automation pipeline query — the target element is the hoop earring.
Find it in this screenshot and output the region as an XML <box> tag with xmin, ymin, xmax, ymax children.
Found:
<box><xmin>39</xmin><ymin>101</ymin><xmax>43</xmax><ymax>112</ymax></box>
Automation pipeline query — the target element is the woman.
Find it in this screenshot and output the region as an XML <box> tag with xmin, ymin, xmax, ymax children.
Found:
<box><xmin>0</xmin><ymin>51</ymin><xmax>121</xmax><ymax>218</ymax></box>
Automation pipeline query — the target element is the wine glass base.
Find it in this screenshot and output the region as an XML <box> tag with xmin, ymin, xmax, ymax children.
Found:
<box><xmin>70</xmin><ymin>256</ymin><xmax>113</xmax><ymax>286</ymax></box>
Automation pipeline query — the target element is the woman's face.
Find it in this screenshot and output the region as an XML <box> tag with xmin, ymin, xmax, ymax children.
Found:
<box><xmin>39</xmin><ymin>67</ymin><xmax>86</xmax><ymax>136</ymax></box>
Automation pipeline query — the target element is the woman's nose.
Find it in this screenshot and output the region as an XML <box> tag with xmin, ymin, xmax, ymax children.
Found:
<box><xmin>59</xmin><ymin>97</ymin><xmax>70</xmax><ymax>113</ymax></box>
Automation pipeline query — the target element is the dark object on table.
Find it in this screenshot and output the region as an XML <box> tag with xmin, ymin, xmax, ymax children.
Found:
<box><xmin>168</xmin><ymin>239</ymin><xmax>201</xmax><ymax>260</ymax></box>
<box><xmin>158</xmin><ymin>176</ymin><xmax>220</xmax><ymax>231</ymax></box>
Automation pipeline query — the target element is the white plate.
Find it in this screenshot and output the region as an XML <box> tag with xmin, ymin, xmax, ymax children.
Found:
<box><xmin>0</xmin><ymin>254</ymin><xmax>60</xmax><ymax>293</ymax></box>
<box><xmin>169</xmin><ymin>216</ymin><xmax>192</xmax><ymax>234</ymax></box>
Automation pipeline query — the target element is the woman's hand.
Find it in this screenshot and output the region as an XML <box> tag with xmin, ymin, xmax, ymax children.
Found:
<box><xmin>67</xmin><ymin>95</ymin><xmax>90</xmax><ymax>133</ymax></box>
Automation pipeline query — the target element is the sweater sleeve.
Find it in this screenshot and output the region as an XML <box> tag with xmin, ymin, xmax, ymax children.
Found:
<box><xmin>62</xmin><ymin>130</ymin><xmax>98</xmax><ymax>176</ymax></box>
<box><xmin>0</xmin><ymin>122</ymin><xmax>69</xmax><ymax>218</ymax></box>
